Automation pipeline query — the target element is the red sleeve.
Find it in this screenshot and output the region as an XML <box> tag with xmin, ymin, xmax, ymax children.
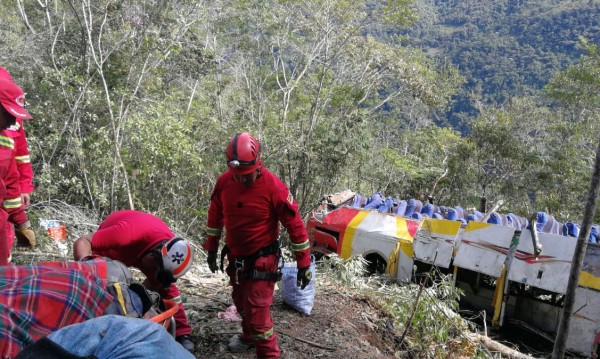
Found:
<box><xmin>203</xmin><ymin>179</ymin><xmax>224</xmax><ymax>253</ymax></box>
<box><xmin>92</xmin><ymin>221</ymin><xmax>134</xmax><ymax>251</ymax></box>
<box><xmin>1</xmin><ymin>146</ymin><xmax>27</xmax><ymax>225</ymax></box>
<box><xmin>13</xmin><ymin>122</ymin><xmax>34</xmax><ymax>194</ymax></box>
<box><xmin>273</xmin><ymin>184</ymin><xmax>310</xmax><ymax>269</ymax></box>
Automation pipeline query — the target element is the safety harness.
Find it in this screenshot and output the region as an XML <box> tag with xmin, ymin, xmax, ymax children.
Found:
<box><xmin>220</xmin><ymin>239</ymin><xmax>283</xmax><ymax>284</ymax></box>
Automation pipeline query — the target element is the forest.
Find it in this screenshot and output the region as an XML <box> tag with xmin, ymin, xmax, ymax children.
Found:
<box><xmin>0</xmin><ymin>0</ymin><xmax>599</xmax><ymax>243</ymax></box>
<box><xmin>408</xmin><ymin>0</ymin><xmax>600</xmax><ymax>129</ymax></box>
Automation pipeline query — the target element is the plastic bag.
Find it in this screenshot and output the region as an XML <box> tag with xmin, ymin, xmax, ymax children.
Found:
<box><xmin>280</xmin><ymin>261</ymin><xmax>316</xmax><ymax>316</ymax></box>
<box><xmin>218</xmin><ymin>305</ymin><xmax>242</xmax><ymax>322</ymax></box>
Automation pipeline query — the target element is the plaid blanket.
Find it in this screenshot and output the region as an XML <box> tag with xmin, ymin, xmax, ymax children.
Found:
<box><xmin>0</xmin><ymin>259</ymin><xmax>113</xmax><ymax>358</ymax></box>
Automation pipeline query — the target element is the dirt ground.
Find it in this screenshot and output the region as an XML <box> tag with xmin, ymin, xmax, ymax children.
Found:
<box><xmin>11</xmin><ymin>244</ymin><xmax>552</xmax><ymax>359</ymax></box>
<box><xmin>179</xmin><ymin>272</ymin><xmax>401</xmax><ymax>359</ymax></box>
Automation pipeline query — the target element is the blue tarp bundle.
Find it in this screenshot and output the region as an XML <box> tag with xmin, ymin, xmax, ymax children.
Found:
<box><xmin>364</xmin><ymin>192</ymin><xmax>384</xmax><ymax>210</ymax></box>
<box><xmin>405</xmin><ymin>199</ymin><xmax>416</xmax><ymax>217</ymax></box>
<box><xmin>535</xmin><ymin>212</ymin><xmax>548</xmax><ymax>232</ymax></box>
<box><xmin>487</xmin><ymin>212</ymin><xmax>503</xmax><ymax>225</ymax></box>
<box><xmin>421</xmin><ymin>203</ymin><xmax>434</xmax><ymax>217</ymax></box>
<box><xmin>506</xmin><ymin>213</ymin><xmax>523</xmax><ymax>231</ymax></box>
<box><xmin>351</xmin><ymin>194</ymin><xmax>363</xmax><ymax>208</ymax></box>
<box><xmin>563</xmin><ymin>222</ymin><xmax>580</xmax><ymax>238</ymax></box>
<box><xmin>395</xmin><ymin>200</ymin><xmax>407</xmax><ymax>216</ymax></box>
<box><xmin>590</xmin><ymin>225</ymin><xmax>599</xmax><ymax>244</ymax></box>
<box><xmin>378</xmin><ymin>197</ymin><xmax>394</xmax><ymax>213</ymax></box>
<box><xmin>446</xmin><ymin>208</ymin><xmax>458</xmax><ymax>221</ymax></box>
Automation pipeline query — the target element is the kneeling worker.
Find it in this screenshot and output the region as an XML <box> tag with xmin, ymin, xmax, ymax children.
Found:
<box><xmin>73</xmin><ymin>210</ymin><xmax>195</xmax><ymax>352</ymax></box>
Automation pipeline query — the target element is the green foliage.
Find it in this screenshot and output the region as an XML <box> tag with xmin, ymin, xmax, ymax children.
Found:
<box><xmin>408</xmin><ymin>0</ymin><xmax>600</xmax><ymax>129</ymax></box>
<box><xmin>318</xmin><ymin>255</ymin><xmax>477</xmax><ymax>358</ymax></box>
<box><xmin>6</xmin><ymin>0</ymin><xmax>600</xmax><ymax>243</ymax></box>
<box><xmin>546</xmin><ymin>38</ymin><xmax>600</xmax><ymax>110</ymax></box>
<box><xmin>444</xmin><ymin>98</ymin><xmax>557</xmax><ymax>213</ymax></box>
<box><xmin>543</xmin><ymin>39</ymin><xmax>600</xmax><ymax>221</ymax></box>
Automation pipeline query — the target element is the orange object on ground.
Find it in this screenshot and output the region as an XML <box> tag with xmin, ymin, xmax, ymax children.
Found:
<box><xmin>48</xmin><ymin>224</ymin><xmax>67</xmax><ymax>241</ymax></box>
<box><xmin>149</xmin><ymin>299</ymin><xmax>179</xmax><ymax>335</ymax></box>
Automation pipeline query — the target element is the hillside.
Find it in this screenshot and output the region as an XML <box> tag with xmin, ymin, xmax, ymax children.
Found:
<box><xmin>11</xmin><ymin>234</ymin><xmax>551</xmax><ymax>359</ymax></box>
<box><xmin>407</xmin><ymin>0</ymin><xmax>600</xmax><ymax>128</ymax></box>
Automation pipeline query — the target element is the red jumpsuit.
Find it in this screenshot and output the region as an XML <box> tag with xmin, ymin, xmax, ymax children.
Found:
<box><xmin>0</xmin><ymin>133</ymin><xmax>28</xmax><ymax>265</ymax></box>
<box><xmin>204</xmin><ymin>168</ymin><xmax>311</xmax><ymax>359</ymax></box>
<box><xmin>89</xmin><ymin>210</ymin><xmax>192</xmax><ymax>337</ymax></box>
<box><xmin>5</xmin><ymin>119</ymin><xmax>33</xmax><ymax>193</ymax></box>
<box><xmin>4</xmin><ymin>119</ymin><xmax>33</xmax><ymax>252</ymax></box>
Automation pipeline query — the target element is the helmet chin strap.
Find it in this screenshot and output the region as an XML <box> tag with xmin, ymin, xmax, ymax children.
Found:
<box><xmin>151</xmin><ymin>248</ymin><xmax>176</xmax><ymax>287</ymax></box>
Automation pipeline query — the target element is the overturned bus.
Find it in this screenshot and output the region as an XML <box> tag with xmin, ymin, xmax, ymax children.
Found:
<box><xmin>306</xmin><ymin>190</ymin><xmax>600</xmax><ymax>357</ymax></box>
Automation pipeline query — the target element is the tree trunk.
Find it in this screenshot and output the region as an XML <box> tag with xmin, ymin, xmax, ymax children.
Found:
<box><xmin>552</xmin><ymin>137</ymin><xmax>600</xmax><ymax>358</ymax></box>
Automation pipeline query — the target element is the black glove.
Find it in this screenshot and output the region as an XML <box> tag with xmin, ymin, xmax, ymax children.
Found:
<box><xmin>207</xmin><ymin>252</ymin><xmax>218</xmax><ymax>273</ymax></box>
<box><xmin>296</xmin><ymin>266</ymin><xmax>312</xmax><ymax>290</ymax></box>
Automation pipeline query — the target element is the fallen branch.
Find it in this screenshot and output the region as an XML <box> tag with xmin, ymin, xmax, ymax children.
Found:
<box><xmin>472</xmin><ymin>333</ymin><xmax>536</xmax><ymax>359</ymax></box>
<box><xmin>12</xmin><ymin>251</ymin><xmax>68</xmax><ymax>259</ymax></box>
<box><xmin>399</xmin><ymin>281</ymin><xmax>425</xmax><ymax>345</ymax></box>
<box><xmin>179</xmin><ymin>290</ymin><xmax>230</xmax><ymax>307</ymax></box>
<box><xmin>277</xmin><ymin>329</ymin><xmax>337</xmax><ymax>352</ymax></box>
<box><xmin>213</xmin><ymin>330</ymin><xmax>336</xmax><ymax>352</ymax></box>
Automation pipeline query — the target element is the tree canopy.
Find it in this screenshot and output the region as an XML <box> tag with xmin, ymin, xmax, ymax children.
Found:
<box><xmin>0</xmin><ymin>0</ymin><xmax>599</xmax><ymax>238</ymax></box>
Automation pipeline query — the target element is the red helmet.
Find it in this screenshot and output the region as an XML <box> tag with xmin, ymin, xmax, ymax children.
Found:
<box><xmin>0</xmin><ymin>67</ymin><xmax>13</xmax><ymax>82</ymax></box>
<box><xmin>226</xmin><ymin>132</ymin><xmax>262</xmax><ymax>175</ymax></box>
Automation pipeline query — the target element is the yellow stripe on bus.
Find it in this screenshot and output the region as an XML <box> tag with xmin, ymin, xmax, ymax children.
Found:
<box><xmin>396</xmin><ymin>217</ymin><xmax>415</xmax><ymax>258</ymax></box>
<box><xmin>579</xmin><ymin>270</ymin><xmax>600</xmax><ymax>291</ymax></box>
<box><xmin>340</xmin><ymin>210</ymin><xmax>369</xmax><ymax>259</ymax></box>
<box><xmin>422</xmin><ymin>217</ymin><xmax>460</xmax><ymax>235</ymax></box>
<box><xmin>463</xmin><ymin>221</ymin><xmax>491</xmax><ymax>232</ymax></box>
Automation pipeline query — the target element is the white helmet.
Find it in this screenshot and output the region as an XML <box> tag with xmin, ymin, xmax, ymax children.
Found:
<box><xmin>159</xmin><ymin>237</ymin><xmax>193</xmax><ymax>279</ymax></box>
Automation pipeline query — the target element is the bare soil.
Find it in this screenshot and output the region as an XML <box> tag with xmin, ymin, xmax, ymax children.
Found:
<box><xmin>179</xmin><ymin>273</ymin><xmax>401</xmax><ymax>359</ymax></box>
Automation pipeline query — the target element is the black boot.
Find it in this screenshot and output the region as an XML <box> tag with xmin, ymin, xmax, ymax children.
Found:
<box><xmin>176</xmin><ymin>335</ymin><xmax>195</xmax><ymax>352</ymax></box>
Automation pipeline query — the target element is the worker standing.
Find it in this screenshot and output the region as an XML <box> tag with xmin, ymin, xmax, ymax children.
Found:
<box><xmin>204</xmin><ymin>132</ymin><xmax>312</xmax><ymax>359</ymax></box>
<box><xmin>0</xmin><ymin>79</ymin><xmax>36</xmax><ymax>265</ymax></box>
<box><xmin>72</xmin><ymin>210</ymin><xmax>196</xmax><ymax>352</ymax></box>
<box><xmin>0</xmin><ymin>67</ymin><xmax>36</xmax><ymax>250</ymax></box>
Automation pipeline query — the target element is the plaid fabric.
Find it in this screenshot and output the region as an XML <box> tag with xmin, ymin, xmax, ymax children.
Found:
<box><xmin>0</xmin><ymin>259</ymin><xmax>112</xmax><ymax>358</ymax></box>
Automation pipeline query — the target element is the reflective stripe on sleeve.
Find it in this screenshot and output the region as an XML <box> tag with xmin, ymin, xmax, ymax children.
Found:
<box><xmin>15</xmin><ymin>155</ymin><xmax>30</xmax><ymax>164</ymax></box>
<box><xmin>206</xmin><ymin>226</ymin><xmax>222</xmax><ymax>237</ymax></box>
<box><xmin>3</xmin><ymin>197</ymin><xmax>22</xmax><ymax>209</ymax></box>
<box><xmin>290</xmin><ymin>239</ymin><xmax>310</xmax><ymax>252</ymax></box>
<box><xmin>0</xmin><ymin>136</ymin><xmax>14</xmax><ymax>150</ymax></box>
<box><xmin>170</xmin><ymin>295</ymin><xmax>182</xmax><ymax>304</ymax></box>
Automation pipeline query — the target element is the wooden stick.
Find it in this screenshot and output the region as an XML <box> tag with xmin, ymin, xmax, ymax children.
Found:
<box><xmin>399</xmin><ymin>282</ymin><xmax>425</xmax><ymax>345</ymax></box>
<box><xmin>213</xmin><ymin>330</ymin><xmax>336</xmax><ymax>351</ymax></box>
<box><xmin>472</xmin><ymin>333</ymin><xmax>536</xmax><ymax>359</ymax></box>
<box><xmin>276</xmin><ymin>330</ymin><xmax>337</xmax><ymax>351</ymax></box>
<box><xmin>179</xmin><ymin>290</ymin><xmax>230</xmax><ymax>307</ymax></box>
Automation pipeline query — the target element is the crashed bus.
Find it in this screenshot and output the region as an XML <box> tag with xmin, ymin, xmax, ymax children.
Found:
<box><xmin>306</xmin><ymin>190</ymin><xmax>600</xmax><ymax>357</ymax></box>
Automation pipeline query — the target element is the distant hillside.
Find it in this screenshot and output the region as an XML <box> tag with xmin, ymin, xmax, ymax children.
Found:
<box><xmin>407</xmin><ymin>0</ymin><xmax>600</xmax><ymax>129</ymax></box>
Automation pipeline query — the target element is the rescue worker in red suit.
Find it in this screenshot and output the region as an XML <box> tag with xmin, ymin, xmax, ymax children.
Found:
<box><xmin>0</xmin><ymin>79</ymin><xmax>36</xmax><ymax>265</ymax></box>
<box><xmin>0</xmin><ymin>67</ymin><xmax>36</xmax><ymax>252</ymax></box>
<box><xmin>72</xmin><ymin>210</ymin><xmax>196</xmax><ymax>352</ymax></box>
<box><xmin>204</xmin><ymin>132</ymin><xmax>312</xmax><ymax>359</ymax></box>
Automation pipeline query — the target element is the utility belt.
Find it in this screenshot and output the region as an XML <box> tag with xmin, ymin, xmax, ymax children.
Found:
<box><xmin>221</xmin><ymin>239</ymin><xmax>283</xmax><ymax>283</ymax></box>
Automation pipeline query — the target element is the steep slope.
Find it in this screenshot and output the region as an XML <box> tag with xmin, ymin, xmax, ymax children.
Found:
<box><xmin>407</xmin><ymin>0</ymin><xmax>600</xmax><ymax>128</ymax></box>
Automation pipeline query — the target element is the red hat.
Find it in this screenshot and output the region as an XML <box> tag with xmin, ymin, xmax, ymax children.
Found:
<box><xmin>0</xmin><ymin>79</ymin><xmax>32</xmax><ymax>120</ymax></box>
<box><xmin>0</xmin><ymin>67</ymin><xmax>13</xmax><ymax>82</ymax></box>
